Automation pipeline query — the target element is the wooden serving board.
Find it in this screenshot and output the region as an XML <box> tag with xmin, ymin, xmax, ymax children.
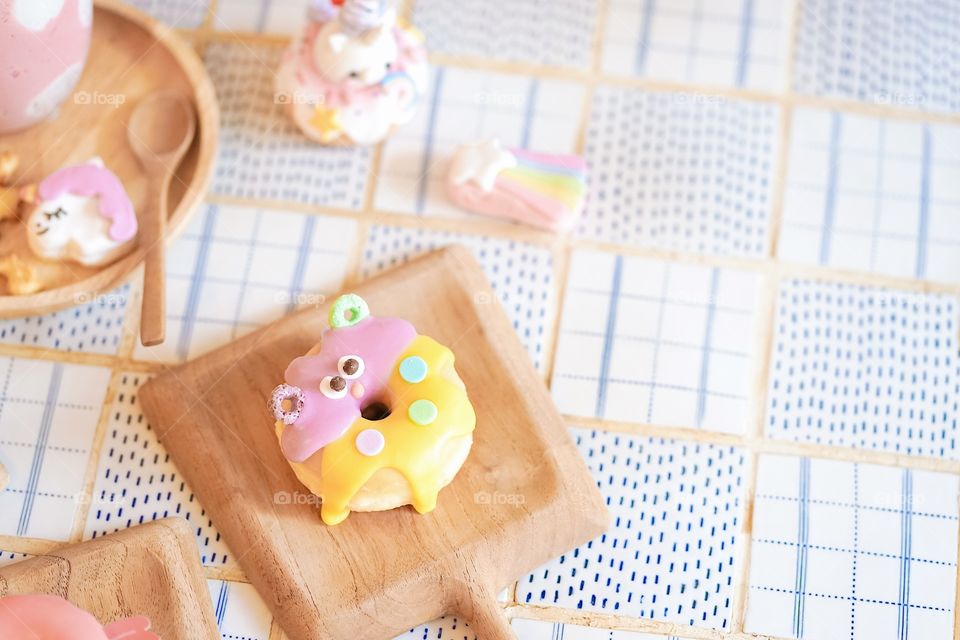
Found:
<box><xmin>0</xmin><ymin>518</ymin><xmax>220</xmax><ymax>638</ymax></box>
<box><xmin>140</xmin><ymin>246</ymin><xmax>609</xmax><ymax>640</ymax></box>
<box><xmin>0</xmin><ymin>0</ymin><xmax>218</xmax><ymax>315</ymax></box>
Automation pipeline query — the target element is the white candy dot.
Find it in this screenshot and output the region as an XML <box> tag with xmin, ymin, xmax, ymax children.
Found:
<box><xmin>355</xmin><ymin>429</ymin><xmax>385</xmax><ymax>457</ymax></box>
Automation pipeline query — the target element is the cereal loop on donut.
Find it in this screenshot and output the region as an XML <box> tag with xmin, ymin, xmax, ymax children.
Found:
<box><xmin>271</xmin><ymin>384</ymin><xmax>305</xmax><ymax>425</ymax></box>
<box><xmin>329</xmin><ymin>294</ymin><xmax>370</xmax><ymax>328</ymax></box>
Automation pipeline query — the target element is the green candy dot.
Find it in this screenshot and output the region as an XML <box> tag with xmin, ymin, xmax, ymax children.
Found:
<box><xmin>408</xmin><ymin>399</ymin><xmax>438</xmax><ymax>426</ymax></box>
<box><xmin>329</xmin><ymin>294</ymin><xmax>370</xmax><ymax>328</ymax></box>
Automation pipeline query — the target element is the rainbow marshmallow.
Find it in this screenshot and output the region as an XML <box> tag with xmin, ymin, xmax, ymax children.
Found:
<box><xmin>447</xmin><ymin>139</ymin><xmax>587</xmax><ymax>232</ymax></box>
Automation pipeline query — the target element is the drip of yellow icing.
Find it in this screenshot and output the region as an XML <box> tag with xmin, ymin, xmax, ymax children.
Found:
<box><xmin>281</xmin><ymin>334</ymin><xmax>476</xmax><ymax>525</ymax></box>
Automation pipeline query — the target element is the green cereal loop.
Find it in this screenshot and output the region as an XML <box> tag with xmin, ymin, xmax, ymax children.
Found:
<box><xmin>329</xmin><ymin>294</ymin><xmax>370</xmax><ymax>328</ymax></box>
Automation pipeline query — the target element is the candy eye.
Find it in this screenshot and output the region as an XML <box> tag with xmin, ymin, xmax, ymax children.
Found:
<box><xmin>338</xmin><ymin>355</ymin><xmax>364</xmax><ymax>379</ymax></box>
<box><xmin>320</xmin><ymin>375</ymin><xmax>348</xmax><ymax>399</ymax></box>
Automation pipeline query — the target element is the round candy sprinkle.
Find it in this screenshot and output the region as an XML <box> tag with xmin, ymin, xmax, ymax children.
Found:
<box><xmin>355</xmin><ymin>429</ymin><xmax>385</xmax><ymax>456</ymax></box>
<box><xmin>329</xmin><ymin>376</ymin><xmax>346</xmax><ymax>392</ymax></box>
<box><xmin>399</xmin><ymin>356</ymin><xmax>428</xmax><ymax>383</ymax></box>
<box><xmin>342</xmin><ymin>358</ymin><xmax>360</xmax><ymax>375</ymax></box>
<box><xmin>408</xmin><ymin>399</ymin><xmax>438</xmax><ymax>426</ymax></box>
<box><xmin>329</xmin><ymin>294</ymin><xmax>370</xmax><ymax>329</ymax></box>
<box><xmin>351</xmin><ymin>382</ymin><xmax>365</xmax><ymax>399</ymax></box>
<box><xmin>270</xmin><ymin>384</ymin><xmax>304</xmax><ymax>425</ymax></box>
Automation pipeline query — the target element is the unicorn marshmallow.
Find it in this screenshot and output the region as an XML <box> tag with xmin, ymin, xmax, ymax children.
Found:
<box><xmin>313</xmin><ymin>8</ymin><xmax>399</xmax><ymax>85</ymax></box>
<box><xmin>25</xmin><ymin>158</ymin><xmax>137</xmax><ymax>267</ymax></box>
<box><xmin>276</xmin><ymin>0</ymin><xmax>428</xmax><ymax>145</ymax></box>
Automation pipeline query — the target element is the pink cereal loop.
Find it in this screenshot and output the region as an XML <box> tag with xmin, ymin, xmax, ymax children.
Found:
<box><xmin>271</xmin><ymin>384</ymin><xmax>305</xmax><ymax>425</ymax></box>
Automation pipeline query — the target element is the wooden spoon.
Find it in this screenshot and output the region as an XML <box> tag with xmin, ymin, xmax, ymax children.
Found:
<box><xmin>127</xmin><ymin>92</ymin><xmax>196</xmax><ymax>347</ymax></box>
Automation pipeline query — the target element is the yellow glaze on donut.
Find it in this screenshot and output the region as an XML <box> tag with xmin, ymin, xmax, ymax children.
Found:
<box><xmin>279</xmin><ymin>334</ymin><xmax>476</xmax><ymax>525</ymax></box>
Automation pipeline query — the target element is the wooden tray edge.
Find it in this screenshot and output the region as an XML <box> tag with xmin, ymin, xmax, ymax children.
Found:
<box><xmin>0</xmin><ymin>518</ymin><xmax>220</xmax><ymax>639</ymax></box>
<box><xmin>140</xmin><ymin>246</ymin><xmax>609</xmax><ymax>640</ymax></box>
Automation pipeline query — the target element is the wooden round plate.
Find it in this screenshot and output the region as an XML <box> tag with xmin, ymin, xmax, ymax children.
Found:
<box><xmin>0</xmin><ymin>0</ymin><xmax>218</xmax><ymax>317</ymax></box>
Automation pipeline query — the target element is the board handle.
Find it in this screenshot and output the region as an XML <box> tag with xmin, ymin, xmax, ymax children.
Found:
<box><xmin>457</xmin><ymin>582</ymin><xmax>516</xmax><ymax>640</ymax></box>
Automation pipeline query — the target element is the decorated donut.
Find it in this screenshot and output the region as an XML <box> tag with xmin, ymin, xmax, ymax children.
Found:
<box><xmin>270</xmin><ymin>294</ymin><xmax>476</xmax><ymax>525</ymax></box>
<box><xmin>274</xmin><ymin>0</ymin><xmax>428</xmax><ymax>146</ymax></box>
<box><xmin>0</xmin><ymin>594</ymin><xmax>157</xmax><ymax>639</ymax></box>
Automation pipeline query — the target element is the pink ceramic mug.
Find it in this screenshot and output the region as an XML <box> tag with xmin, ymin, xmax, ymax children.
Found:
<box><xmin>0</xmin><ymin>0</ymin><xmax>93</xmax><ymax>133</ymax></box>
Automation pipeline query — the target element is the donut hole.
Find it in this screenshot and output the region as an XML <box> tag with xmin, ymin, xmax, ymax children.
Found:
<box><xmin>361</xmin><ymin>399</ymin><xmax>392</xmax><ymax>421</ymax></box>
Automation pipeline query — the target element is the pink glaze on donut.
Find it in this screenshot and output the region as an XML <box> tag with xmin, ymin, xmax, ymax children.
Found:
<box><xmin>281</xmin><ymin>316</ymin><xmax>416</xmax><ymax>462</ymax></box>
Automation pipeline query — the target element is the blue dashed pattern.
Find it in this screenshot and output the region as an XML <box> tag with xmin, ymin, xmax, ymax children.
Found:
<box><xmin>84</xmin><ymin>373</ymin><xmax>232</xmax><ymax>567</ymax></box>
<box><xmin>0</xmin><ymin>284</ymin><xmax>130</xmax><ymax>355</ymax></box>
<box><xmin>396</xmin><ymin>616</ymin><xmax>475</xmax><ymax>640</ymax></box>
<box><xmin>746</xmin><ymin>455</ymin><xmax>959</xmax><ymax>639</ymax></box>
<box><xmin>204</xmin><ymin>42</ymin><xmax>372</xmax><ymax>208</ymax></box>
<box><xmin>575</xmin><ymin>86</ymin><xmax>780</xmax><ymax>257</ymax></box>
<box><xmin>518</xmin><ymin>429</ymin><xmax>747</xmax><ymax>631</ymax></box>
<box><xmin>361</xmin><ymin>225</ymin><xmax>555</xmax><ymax>371</ymax></box>
<box><xmin>765</xmin><ymin>280</ymin><xmax>960</xmax><ymax>458</ymax></box>
<box><xmin>0</xmin><ymin>550</ymin><xmax>30</xmax><ymax>567</ymax></box>
<box><xmin>792</xmin><ymin>0</ymin><xmax>960</xmax><ymax>113</ymax></box>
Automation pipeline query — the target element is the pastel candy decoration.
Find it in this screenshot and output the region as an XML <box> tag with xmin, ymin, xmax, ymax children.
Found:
<box><xmin>447</xmin><ymin>139</ymin><xmax>589</xmax><ymax>232</ymax></box>
<box><xmin>271</xmin><ymin>384</ymin><xmax>306</xmax><ymax>425</ymax></box>
<box><xmin>271</xmin><ymin>294</ymin><xmax>476</xmax><ymax>525</ymax></box>
<box><xmin>0</xmin><ymin>594</ymin><xmax>158</xmax><ymax>639</ymax></box>
<box><xmin>24</xmin><ymin>157</ymin><xmax>138</xmax><ymax>267</ymax></box>
<box><xmin>274</xmin><ymin>0</ymin><xmax>428</xmax><ymax>145</ymax></box>
<box><xmin>0</xmin><ymin>0</ymin><xmax>93</xmax><ymax>133</ymax></box>
<box><xmin>329</xmin><ymin>292</ymin><xmax>370</xmax><ymax>327</ymax></box>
